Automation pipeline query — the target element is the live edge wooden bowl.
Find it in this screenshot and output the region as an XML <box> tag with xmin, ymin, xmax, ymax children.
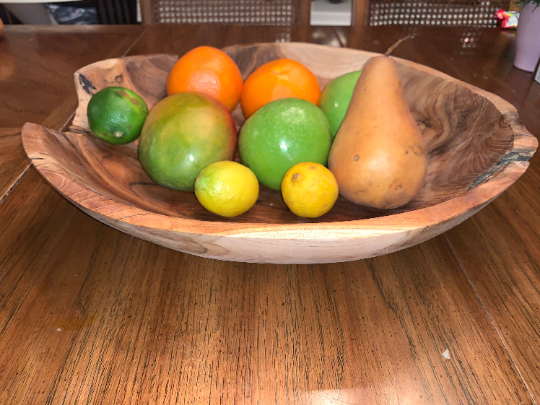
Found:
<box><xmin>22</xmin><ymin>43</ymin><xmax>537</xmax><ymax>264</ymax></box>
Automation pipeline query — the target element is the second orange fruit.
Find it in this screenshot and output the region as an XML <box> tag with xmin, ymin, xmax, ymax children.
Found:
<box><xmin>241</xmin><ymin>59</ymin><xmax>321</xmax><ymax>119</ymax></box>
<box><xmin>166</xmin><ymin>46</ymin><xmax>243</xmax><ymax>112</ymax></box>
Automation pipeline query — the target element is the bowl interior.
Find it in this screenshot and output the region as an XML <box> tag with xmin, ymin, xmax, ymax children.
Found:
<box><xmin>44</xmin><ymin>43</ymin><xmax>514</xmax><ymax>224</ymax></box>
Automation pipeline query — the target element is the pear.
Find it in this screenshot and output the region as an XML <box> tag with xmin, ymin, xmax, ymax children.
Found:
<box><xmin>328</xmin><ymin>54</ymin><xmax>427</xmax><ymax>210</ymax></box>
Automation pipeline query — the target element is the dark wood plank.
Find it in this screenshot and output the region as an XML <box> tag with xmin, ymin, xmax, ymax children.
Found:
<box><xmin>352</xmin><ymin>0</ymin><xmax>369</xmax><ymax>25</ymax></box>
<box><xmin>0</xmin><ymin>128</ymin><xmax>26</xmax><ymax>200</ymax></box>
<box><xmin>0</xmin><ymin>168</ymin><xmax>531</xmax><ymax>404</ymax></box>
<box><xmin>300</xmin><ymin>0</ymin><xmax>311</xmax><ymax>26</ymax></box>
<box><xmin>139</xmin><ymin>0</ymin><xmax>153</xmax><ymax>24</ymax></box>
<box><xmin>0</xmin><ymin>25</ymin><xmax>144</xmax><ymax>201</ymax></box>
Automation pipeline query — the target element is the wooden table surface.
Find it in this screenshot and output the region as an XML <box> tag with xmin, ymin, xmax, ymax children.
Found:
<box><xmin>0</xmin><ymin>24</ymin><xmax>539</xmax><ymax>405</ymax></box>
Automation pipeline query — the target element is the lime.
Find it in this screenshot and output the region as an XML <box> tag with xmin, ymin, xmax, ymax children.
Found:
<box><xmin>319</xmin><ymin>70</ymin><xmax>362</xmax><ymax>138</ymax></box>
<box><xmin>238</xmin><ymin>98</ymin><xmax>332</xmax><ymax>191</ymax></box>
<box><xmin>87</xmin><ymin>86</ymin><xmax>148</xmax><ymax>145</ymax></box>
<box><xmin>281</xmin><ymin>162</ymin><xmax>338</xmax><ymax>218</ymax></box>
<box><xmin>194</xmin><ymin>161</ymin><xmax>259</xmax><ymax>217</ymax></box>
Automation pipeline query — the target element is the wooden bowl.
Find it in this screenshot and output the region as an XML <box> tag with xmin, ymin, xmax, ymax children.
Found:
<box><xmin>22</xmin><ymin>43</ymin><xmax>537</xmax><ymax>264</ymax></box>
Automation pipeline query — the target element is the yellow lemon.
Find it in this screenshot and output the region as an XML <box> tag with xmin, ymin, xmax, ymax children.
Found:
<box><xmin>195</xmin><ymin>161</ymin><xmax>259</xmax><ymax>217</ymax></box>
<box><xmin>281</xmin><ymin>162</ymin><xmax>338</xmax><ymax>218</ymax></box>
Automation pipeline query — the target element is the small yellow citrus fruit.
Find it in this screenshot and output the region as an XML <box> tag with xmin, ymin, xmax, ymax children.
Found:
<box><xmin>194</xmin><ymin>161</ymin><xmax>259</xmax><ymax>217</ymax></box>
<box><xmin>281</xmin><ymin>162</ymin><xmax>338</xmax><ymax>218</ymax></box>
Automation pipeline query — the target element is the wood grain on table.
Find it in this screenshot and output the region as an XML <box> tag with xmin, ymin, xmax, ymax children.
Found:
<box><xmin>1</xmin><ymin>24</ymin><xmax>540</xmax><ymax>404</ymax></box>
<box><xmin>445</xmin><ymin>159</ymin><xmax>540</xmax><ymax>403</ymax></box>
<box><xmin>0</xmin><ymin>25</ymin><xmax>143</xmax><ymax>201</ymax></box>
<box><xmin>0</xmin><ymin>128</ymin><xmax>26</xmax><ymax>200</ymax></box>
<box><xmin>0</xmin><ymin>168</ymin><xmax>532</xmax><ymax>404</ymax></box>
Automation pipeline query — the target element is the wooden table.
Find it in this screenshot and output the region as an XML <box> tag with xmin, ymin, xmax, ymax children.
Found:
<box><xmin>0</xmin><ymin>24</ymin><xmax>539</xmax><ymax>404</ymax></box>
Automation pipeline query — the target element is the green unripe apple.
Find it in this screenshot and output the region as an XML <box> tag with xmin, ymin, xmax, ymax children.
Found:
<box><xmin>239</xmin><ymin>98</ymin><xmax>332</xmax><ymax>191</ymax></box>
<box><xmin>319</xmin><ymin>70</ymin><xmax>362</xmax><ymax>139</ymax></box>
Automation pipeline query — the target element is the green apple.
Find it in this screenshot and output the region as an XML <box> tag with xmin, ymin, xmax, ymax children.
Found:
<box><xmin>238</xmin><ymin>98</ymin><xmax>331</xmax><ymax>191</ymax></box>
<box><xmin>318</xmin><ymin>70</ymin><xmax>362</xmax><ymax>139</ymax></box>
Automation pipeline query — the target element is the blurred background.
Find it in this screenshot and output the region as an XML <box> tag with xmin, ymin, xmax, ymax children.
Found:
<box><xmin>2</xmin><ymin>0</ymin><xmax>498</xmax><ymax>27</ymax></box>
<box><xmin>0</xmin><ymin>0</ymin><xmax>513</xmax><ymax>27</ymax></box>
<box><xmin>0</xmin><ymin>0</ymin><xmax>137</xmax><ymax>25</ymax></box>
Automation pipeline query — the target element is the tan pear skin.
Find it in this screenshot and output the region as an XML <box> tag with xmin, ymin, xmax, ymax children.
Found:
<box><xmin>328</xmin><ymin>56</ymin><xmax>427</xmax><ymax>210</ymax></box>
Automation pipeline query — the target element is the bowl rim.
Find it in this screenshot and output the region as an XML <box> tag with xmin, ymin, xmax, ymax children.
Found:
<box><xmin>22</xmin><ymin>42</ymin><xmax>538</xmax><ymax>241</ymax></box>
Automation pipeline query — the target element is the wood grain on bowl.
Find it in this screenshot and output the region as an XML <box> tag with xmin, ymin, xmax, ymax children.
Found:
<box><xmin>22</xmin><ymin>43</ymin><xmax>537</xmax><ymax>264</ymax></box>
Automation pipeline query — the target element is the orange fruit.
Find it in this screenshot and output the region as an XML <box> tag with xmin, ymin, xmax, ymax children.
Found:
<box><xmin>240</xmin><ymin>59</ymin><xmax>321</xmax><ymax>119</ymax></box>
<box><xmin>166</xmin><ymin>46</ymin><xmax>243</xmax><ymax>112</ymax></box>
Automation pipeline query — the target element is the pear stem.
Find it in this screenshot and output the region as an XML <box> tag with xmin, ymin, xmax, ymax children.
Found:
<box><xmin>384</xmin><ymin>34</ymin><xmax>417</xmax><ymax>57</ymax></box>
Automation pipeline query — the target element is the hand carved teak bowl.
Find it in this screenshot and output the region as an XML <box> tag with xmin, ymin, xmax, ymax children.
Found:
<box><xmin>22</xmin><ymin>43</ymin><xmax>537</xmax><ymax>264</ymax></box>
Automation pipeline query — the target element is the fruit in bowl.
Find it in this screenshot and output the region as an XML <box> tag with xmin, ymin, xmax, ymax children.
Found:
<box><xmin>87</xmin><ymin>86</ymin><xmax>148</xmax><ymax>145</ymax></box>
<box><xmin>240</xmin><ymin>58</ymin><xmax>321</xmax><ymax>119</ymax></box>
<box><xmin>281</xmin><ymin>162</ymin><xmax>339</xmax><ymax>218</ymax></box>
<box><xmin>329</xmin><ymin>54</ymin><xmax>427</xmax><ymax>210</ymax></box>
<box><xmin>239</xmin><ymin>98</ymin><xmax>332</xmax><ymax>191</ymax></box>
<box><xmin>194</xmin><ymin>161</ymin><xmax>259</xmax><ymax>217</ymax></box>
<box><xmin>318</xmin><ymin>70</ymin><xmax>362</xmax><ymax>139</ymax></box>
<box><xmin>166</xmin><ymin>46</ymin><xmax>243</xmax><ymax>112</ymax></box>
<box><xmin>138</xmin><ymin>91</ymin><xmax>237</xmax><ymax>192</ymax></box>
<box><xmin>21</xmin><ymin>44</ymin><xmax>537</xmax><ymax>263</ymax></box>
